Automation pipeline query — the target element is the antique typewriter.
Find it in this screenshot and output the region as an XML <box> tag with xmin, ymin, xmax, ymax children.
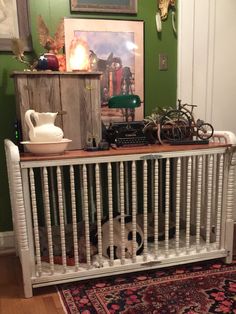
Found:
<box><xmin>106</xmin><ymin>95</ymin><xmax>150</xmax><ymax>147</ymax></box>
<box><xmin>105</xmin><ymin>121</ymin><xmax>149</xmax><ymax>147</ymax></box>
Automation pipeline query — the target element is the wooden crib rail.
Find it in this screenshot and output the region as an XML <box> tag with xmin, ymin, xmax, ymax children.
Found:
<box><xmin>4</xmin><ymin>131</ymin><xmax>236</xmax><ymax>298</ymax></box>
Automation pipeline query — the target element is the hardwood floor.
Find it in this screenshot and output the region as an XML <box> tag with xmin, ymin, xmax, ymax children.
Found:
<box><xmin>0</xmin><ymin>254</ymin><xmax>65</xmax><ymax>314</ymax></box>
<box><xmin>1</xmin><ymin>249</ymin><xmax>236</xmax><ymax>314</ymax></box>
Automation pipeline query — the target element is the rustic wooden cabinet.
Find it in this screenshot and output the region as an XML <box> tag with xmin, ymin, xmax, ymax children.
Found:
<box><xmin>11</xmin><ymin>71</ymin><xmax>102</xmax><ymax>150</ymax></box>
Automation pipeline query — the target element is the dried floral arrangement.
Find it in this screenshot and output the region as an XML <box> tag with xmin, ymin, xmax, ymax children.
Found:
<box><xmin>11</xmin><ymin>16</ymin><xmax>65</xmax><ymax>71</ymax></box>
<box><xmin>37</xmin><ymin>15</ymin><xmax>65</xmax><ymax>54</ymax></box>
<box><xmin>11</xmin><ymin>37</ymin><xmax>37</xmax><ymax>70</ymax></box>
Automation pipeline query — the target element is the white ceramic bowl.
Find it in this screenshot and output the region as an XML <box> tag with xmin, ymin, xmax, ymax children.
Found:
<box><xmin>21</xmin><ymin>139</ymin><xmax>72</xmax><ymax>155</ymax></box>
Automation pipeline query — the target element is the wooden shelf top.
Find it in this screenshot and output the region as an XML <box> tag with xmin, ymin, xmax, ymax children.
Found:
<box><xmin>11</xmin><ymin>71</ymin><xmax>102</xmax><ymax>77</ymax></box>
<box><xmin>20</xmin><ymin>142</ymin><xmax>231</xmax><ymax>162</ymax></box>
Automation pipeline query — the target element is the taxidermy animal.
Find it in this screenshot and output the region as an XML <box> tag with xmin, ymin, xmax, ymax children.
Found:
<box><xmin>37</xmin><ymin>15</ymin><xmax>65</xmax><ymax>54</ymax></box>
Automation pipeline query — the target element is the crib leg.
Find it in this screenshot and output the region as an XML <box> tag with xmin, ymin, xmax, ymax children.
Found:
<box><xmin>21</xmin><ymin>250</ymin><xmax>33</xmax><ymax>298</ymax></box>
<box><xmin>224</xmin><ymin>220</ymin><xmax>234</xmax><ymax>264</ymax></box>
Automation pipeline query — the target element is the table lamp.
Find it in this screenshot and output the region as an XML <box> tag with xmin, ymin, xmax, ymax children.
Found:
<box><xmin>108</xmin><ymin>94</ymin><xmax>141</xmax><ymax>122</ymax></box>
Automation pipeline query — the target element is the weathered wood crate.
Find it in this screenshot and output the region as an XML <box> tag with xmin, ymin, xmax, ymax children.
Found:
<box><xmin>11</xmin><ymin>71</ymin><xmax>102</xmax><ymax>150</ymax></box>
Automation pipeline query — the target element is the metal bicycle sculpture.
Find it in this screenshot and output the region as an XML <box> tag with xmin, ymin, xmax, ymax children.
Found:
<box><xmin>144</xmin><ymin>100</ymin><xmax>214</xmax><ymax>144</ymax></box>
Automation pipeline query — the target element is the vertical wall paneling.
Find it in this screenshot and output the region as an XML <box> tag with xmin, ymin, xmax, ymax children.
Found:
<box><xmin>177</xmin><ymin>0</ymin><xmax>216</xmax><ymax>120</ymax></box>
<box><xmin>178</xmin><ymin>0</ymin><xmax>236</xmax><ymax>222</ymax></box>
<box><xmin>177</xmin><ymin>0</ymin><xmax>195</xmax><ymax>104</ymax></box>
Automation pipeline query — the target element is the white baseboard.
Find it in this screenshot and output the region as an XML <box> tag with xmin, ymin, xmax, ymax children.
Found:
<box><xmin>0</xmin><ymin>231</ymin><xmax>15</xmax><ymax>255</ymax></box>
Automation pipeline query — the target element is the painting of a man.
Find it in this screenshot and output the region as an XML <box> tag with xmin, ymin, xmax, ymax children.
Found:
<box><xmin>64</xmin><ymin>18</ymin><xmax>144</xmax><ymax>124</ymax></box>
<box><xmin>73</xmin><ymin>30</ymin><xmax>136</xmax><ymax>123</ymax></box>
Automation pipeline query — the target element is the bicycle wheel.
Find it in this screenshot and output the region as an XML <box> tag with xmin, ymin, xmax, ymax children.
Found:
<box><xmin>160</xmin><ymin>110</ymin><xmax>192</xmax><ymax>142</ymax></box>
<box><xmin>197</xmin><ymin>123</ymin><xmax>214</xmax><ymax>140</ymax></box>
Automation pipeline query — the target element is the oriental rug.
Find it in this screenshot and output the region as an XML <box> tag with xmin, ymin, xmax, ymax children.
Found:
<box><xmin>57</xmin><ymin>260</ymin><xmax>236</xmax><ymax>314</ymax></box>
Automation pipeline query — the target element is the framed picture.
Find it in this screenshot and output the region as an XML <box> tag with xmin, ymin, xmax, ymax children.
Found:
<box><xmin>70</xmin><ymin>0</ymin><xmax>137</xmax><ymax>14</ymax></box>
<box><xmin>0</xmin><ymin>0</ymin><xmax>32</xmax><ymax>51</ymax></box>
<box><xmin>64</xmin><ymin>18</ymin><xmax>144</xmax><ymax>124</ymax></box>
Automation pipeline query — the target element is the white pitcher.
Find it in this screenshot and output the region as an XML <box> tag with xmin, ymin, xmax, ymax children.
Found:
<box><xmin>25</xmin><ymin>109</ymin><xmax>64</xmax><ymax>142</ymax></box>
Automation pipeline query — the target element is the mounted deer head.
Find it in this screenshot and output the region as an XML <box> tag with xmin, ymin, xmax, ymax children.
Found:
<box><xmin>156</xmin><ymin>0</ymin><xmax>177</xmax><ymax>34</ymax></box>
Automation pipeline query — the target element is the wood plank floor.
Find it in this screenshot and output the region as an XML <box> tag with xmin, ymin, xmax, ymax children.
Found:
<box><xmin>0</xmin><ymin>254</ymin><xmax>65</xmax><ymax>314</ymax></box>
<box><xmin>1</xmin><ymin>249</ymin><xmax>236</xmax><ymax>314</ymax></box>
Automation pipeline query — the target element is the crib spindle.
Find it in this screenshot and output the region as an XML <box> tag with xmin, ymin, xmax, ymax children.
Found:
<box><xmin>154</xmin><ymin>159</ymin><xmax>159</xmax><ymax>259</ymax></box>
<box><xmin>70</xmin><ymin>165</ymin><xmax>79</xmax><ymax>270</ymax></box>
<box><xmin>82</xmin><ymin>164</ymin><xmax>91</xmax><ymax>267</ymax></box>
<box><xmin>196</xmin><ymin>156</ymin><xmax>203</xmax><ymax>253</ymax></box>
<box><xmin>43</xmin><ymin>167</ymin><xmax>54</xmax><ymax>274</ymax></box>
<box><xmin>215</xmin><ymin>154</ymin><xmax>224</xmax><ymax>249</ymax></box>
<box><xmin>206</xmin><ymin>155</ymin><xmax>214</xmax><ymax>250</ymax></box>
<box><xmin>56</xmin><ymin>166</ymin><xmax>67</xmax><ymax>272</ymax></box>
<box><xmin>175</xmin><ymin>158</ymin><xmax>181</xmax><ymax>255</ymax></box>
<box><xmin>165</xmin><ymin>158</ymin><xmax>170</xmax><ymax>258</ymax></box>
<box><xmin>131</xmin><ymin>161</ymin><xmax>137</xmax><ymax>263</ymax></box>
<box><xmin>143</xmin><ymin>160</ymin><xmax>148</xmax><ymax>261</ymax></box>
<box><xmin>95</xmin><ymin>163</ymin><xmax>103</xmax><ymax>267</ymax></box>
<box><xmin>108</xmin><ymin>162</ymin><xmax>114</xmax><ymax>265</ymax></box>
<box><xmin>120</xmin><ymin>162</ymin><xmax>126</xmax><ymax>264</ymax></box>
<box><xmin>125</xmin><ymin>162</ymin><xmax>130</xmax><ymax>215</ymax></box>
<box><xmin>185</xmin><ymin>156</ymin><xmax>192</xmax><ymax>253</ymax></box>
<box><xmin>60</xmin><ymin>170</ymin><xmax>68</xmax><ymax>225</ymax></box>
<box><xmin>29</xmin><ymin>168</ymin><xmax>42</xmax><ymax>276</ymax></box>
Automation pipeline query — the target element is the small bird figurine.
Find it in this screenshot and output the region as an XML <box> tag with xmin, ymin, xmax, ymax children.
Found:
<box><xmin>37</xmin><ymin>15</ymin><xmax>65</xmax><ymax>54</ymax></box>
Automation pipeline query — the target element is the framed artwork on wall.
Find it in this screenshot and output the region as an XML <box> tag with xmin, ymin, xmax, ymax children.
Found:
<box><xmin>64</xmin><ymin>18</ymin><xmax>144</xmax><ymax>124</ymax></box>
<box><xmin>0</xmin><ymin>0</ymin><xmax>32</xmax><ymax>51</ymax></box>
<box><xmin>70</xmin><ymin>0</ymin><xmax>137</xmax><ymax>14</ymax></box>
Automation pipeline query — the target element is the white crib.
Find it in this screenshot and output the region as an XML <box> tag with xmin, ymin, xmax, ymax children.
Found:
<box><xmin>4</xmin><ymin>132</ymin><xmax>236</xmax><ymax>298</ymax></box>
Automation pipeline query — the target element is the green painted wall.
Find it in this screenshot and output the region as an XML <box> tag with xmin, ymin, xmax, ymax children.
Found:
<box><xmin>0</xmin><ymin>0</ymin><xmax>177</xmax><ymax>232</ymax></box>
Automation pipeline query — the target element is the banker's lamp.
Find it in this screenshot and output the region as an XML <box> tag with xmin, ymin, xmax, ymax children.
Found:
<box><xmin>108</xmin><ymin>94</ymin><xmax>141</xmax><ymax>122</ymax></box>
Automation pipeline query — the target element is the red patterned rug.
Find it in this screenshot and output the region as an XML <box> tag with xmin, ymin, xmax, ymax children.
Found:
<box><xmin>57</xmin><ymin>260</ymin><xmax>236</xmax><ymax>314</ymax></box>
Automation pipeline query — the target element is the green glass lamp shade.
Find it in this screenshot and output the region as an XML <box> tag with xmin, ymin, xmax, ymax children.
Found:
<box><xmin>108</xmin><ymin>94</ymin><xmax>141</xmax><ymax>109</ymax></box>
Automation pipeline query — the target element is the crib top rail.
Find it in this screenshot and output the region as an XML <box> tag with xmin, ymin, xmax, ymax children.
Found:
<box><xmin>11</xmin><ymin>131</ymin><xmax>234</xmax><ymax>168</ymax></box>
<box><xmin>19</xmin><ymin>142</ymin><xmax>231</xmax><ymax>161</ymax></box>
<box><xmin>17</xmin><ymin>142</ymin><xmax>234</xmax><ymax>169</ymax></box>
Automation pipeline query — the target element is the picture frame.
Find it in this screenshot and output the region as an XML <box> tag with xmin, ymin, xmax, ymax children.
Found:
<box><xmin>0</xmin><ymin>0</ymin><xmax>32</xmax><ymax>51</ymax></box>
<box><xmin>64</xmin><ymin>18</ymin><xmax>144</xmax><ymax>124</ymax></box>
<box><xmin>70</xmin><ymin>0</ymin><xmax>137</xmax><ymax>14</ymax></box>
